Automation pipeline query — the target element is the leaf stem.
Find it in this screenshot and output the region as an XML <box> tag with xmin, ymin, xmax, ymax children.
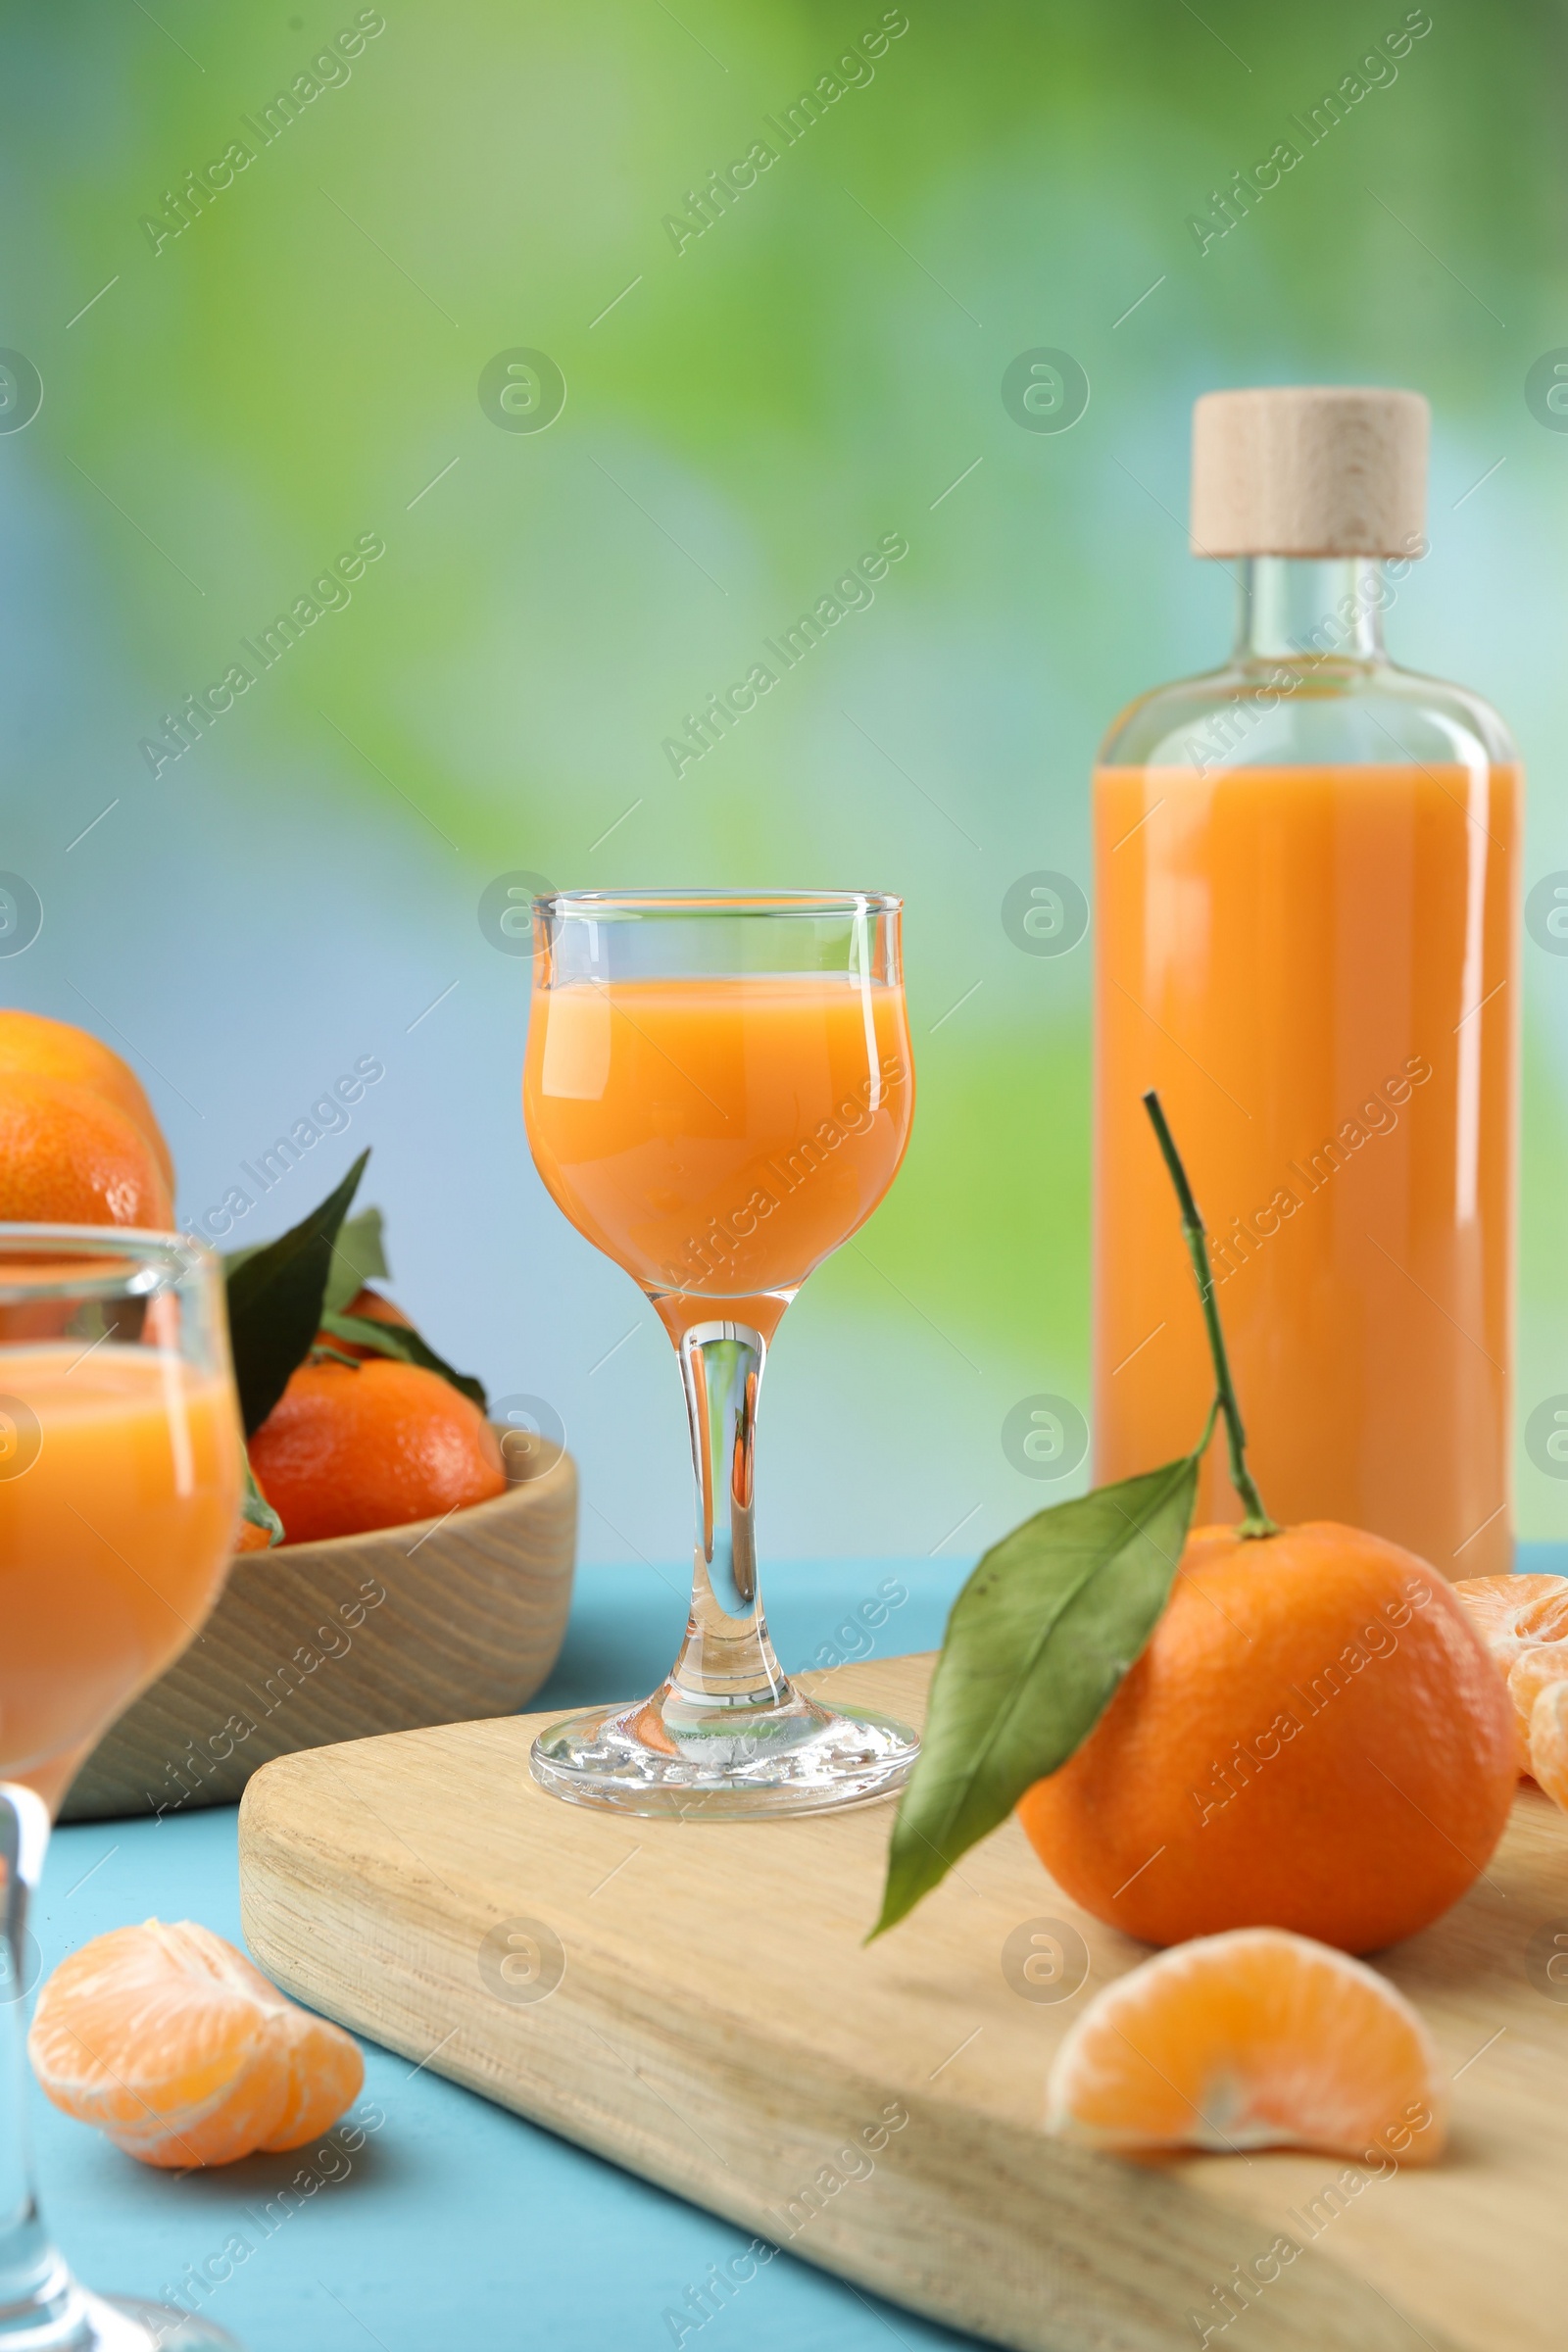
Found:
<box><xmin>1142</xmin><ymin>1091</ymin><xmax>1280</xmax><ymax>1540</ymax></box>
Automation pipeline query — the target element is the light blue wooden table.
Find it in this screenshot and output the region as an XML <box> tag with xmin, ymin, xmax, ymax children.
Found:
<box><xmin>37</xmin><ymin>1557</ymin><xmax>985</xmax><ymax>2352</ymax></box>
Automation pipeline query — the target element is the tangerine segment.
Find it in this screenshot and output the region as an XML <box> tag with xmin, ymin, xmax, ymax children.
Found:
<box><xmin>1529</xmin><ymin>1682</ymin><xmax>1568</xmax><ymax>1813</ymax></box>
<box><xmin>1454</xmin><ymin>1576</ymin><xmax>1568</xmax><ymax>1771</ymax></box>
<box><xmin>1046</xmin><ymin>1928</ymin><xmax>1446</xmax><ymax>2163</ymax></box>
<box><xmin>1454</xmin><ymin>1574</ymin><xmax>1568</xmax><ymax>1663</ymax></box>
<box><xmin>1508</xmin><ymin>1645</ymin><xmax>1568</xmax><ymax>1772</ymax></box>
<box><xmin>28</xmin><ymin>1920</ymin><xmax>362</xmax><ymax>2168</ymax></box>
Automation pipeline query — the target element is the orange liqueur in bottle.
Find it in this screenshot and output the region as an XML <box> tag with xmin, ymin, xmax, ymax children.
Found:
<box><xmin>1094</xmin><ymin>387</ymin><xmax>1519</xmax><ymax>1576</ymax></box>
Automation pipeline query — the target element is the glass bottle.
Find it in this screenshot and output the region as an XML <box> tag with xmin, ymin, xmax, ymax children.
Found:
<box><xmin>1093</xmin><ymin>387</ymin><xmax>1519</xmax><ymax>1577</ymax></box>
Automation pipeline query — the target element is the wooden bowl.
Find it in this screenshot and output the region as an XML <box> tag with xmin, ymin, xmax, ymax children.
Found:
<box><xmin>60</xmin><ymin>1434</ymin><xmax>577</xmax><ymax>1824</ymax></box>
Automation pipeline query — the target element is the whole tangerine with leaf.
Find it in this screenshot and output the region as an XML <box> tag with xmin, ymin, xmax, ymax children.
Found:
<box><xmin>874</xmin><ymin>1092</ymin><xmax>1516</xmax><ymax>1958</ymax></box>
<box><xmin>249</xmin><ymin>1356</ymin><xmax>506</xmax><ymax>1544</ymax></box>
<box><xmin>221</xmin><ymin>1149</ymin><xmax>505</xmax><ymax>1546</ymax></box>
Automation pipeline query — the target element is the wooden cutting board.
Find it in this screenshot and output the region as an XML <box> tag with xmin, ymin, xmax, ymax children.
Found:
<box><xmin>238</xmin><ymin>1654</ymin><xmax>1568</xmax><ymax>2352</ymax></box>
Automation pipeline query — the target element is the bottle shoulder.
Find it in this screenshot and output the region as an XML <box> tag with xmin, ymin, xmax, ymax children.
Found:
<box><xmin>1097</xmin><ymin>659</ymin><xmax>1519</xmax><ymax>772</ymax></box>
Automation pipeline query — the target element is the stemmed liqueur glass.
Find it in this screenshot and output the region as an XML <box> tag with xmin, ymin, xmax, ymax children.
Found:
<box><xmin>0</xmin><ymin>1227</ymin><xmax>244</xmax><ymax>2351</ymax></box>
<box><xmin>523</xmin><ymin>890</ymin><xmax>920</xmax><ymax>1817</ymax></box>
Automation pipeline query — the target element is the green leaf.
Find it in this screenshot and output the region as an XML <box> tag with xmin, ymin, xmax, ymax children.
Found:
<box><xmin>869</xmin><ymin>1450</ymin><xmax>1200</xmax><ymax>1939</ymax></box>
<box><xmin>224</xmin><ymin>1151</ymin><xmax>369</xmax><ymax>1437</ymax></box>
<box><xmin>318</xmin><ymin>1307</ymin><xmax>488</xmax><ymax>1415</ymax></box>
<box><xmin>224</xmin><ymin>1205</ymin><xmax>388</xmax><ymax>1310</ymax></box>
<box><xmin>239</xmin><ymin>1452</ymin><xmax>283</xmax><ymax>1547</ymax></box>
<box><xmin>322</xmin><ymin>1207</ymin><xmax>390</xmax><ymax>1314</ymax></box>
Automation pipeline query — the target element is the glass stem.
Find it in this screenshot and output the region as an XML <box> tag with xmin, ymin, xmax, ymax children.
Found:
<box><xmin>664</xmin><ymin>1320</ymin><xmax>793</xmax><ymax>1724</ymax></box>
<box><xmin>0</xmin><ymin>1787</ymin><xmax>79</xmax><ymax>2347</ymax></box>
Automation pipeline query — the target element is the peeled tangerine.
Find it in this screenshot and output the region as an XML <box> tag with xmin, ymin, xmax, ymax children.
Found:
<box><xmin>1047</xmin><ymin>1928</ymin><xmax>1446</xmax><ymax>2164</ymax></box>
<box><xmin>1529</xmin><ymin>1681</ymin><xmax>1568</xmax><ymax>1811</ymax></box>
<box><xmin>1455</xmin><ymin>1574</ymin><xmax>1568</xmax><ymax>1776</ymax></box>
<box><xmin>28</xmin><ymin>1920</ymin><xmax>363</xmax><ymax>2168</ymax></box>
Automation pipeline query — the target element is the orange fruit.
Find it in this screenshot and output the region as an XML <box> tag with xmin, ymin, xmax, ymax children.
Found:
<box><xmin>28</xmin><ymin>1919</ymin><xmax>362</xmax><ymax>2168</ymax></box>
<box><xmin>1046</xmin><ymin>1927</ymin><xmax>1446</xmax><ymax>2163</ymax></box>
<box><xmin>1018</xmin><ymin>1522</ymin><xmax>1516</xmax><ymax>1954</ymax></box>
<box><xmin>0</xmin><ymin>1072</ymin><xmax>173</xmax><ymax>1228</ymax></box>
<box><xmin>1455</xmin><ymin>1574</ymin><xmax>1568</xmax><ymax>1770</ymax></box>
<box><xmin>0</xmin><ymin>1009</ymin><xmax>173</xmax><ymax>1190</ymax></box>
<box><xmin>248</xmin><ymin>1356</ymin><xmax>506</xmax><ymax>1543</ymax></box>
<box><xmin>318</xmin><ymin>1284</ymin><xmax>414</xmax><ymax>1361</ymax></box>
<box><xmin>1529</xmin><ymin>1680</ymin><xmax>1568</xmax><ymax>1811</ymax></box>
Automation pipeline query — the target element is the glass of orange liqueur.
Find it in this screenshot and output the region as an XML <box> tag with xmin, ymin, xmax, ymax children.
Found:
<box><xmin>0</xmin><ymin>1228</ymin><xmax>245</xmax><ymax>2351</ymax></box>
<box><xmin>524</xmin><ymin>890</ymin><xmax>919</xmax><ymax>1815</ymax></box>
<box><xmin>1095</xmin><ymin>388</ymin><xmax>1517</xmax><ymax>1577</ymax></box>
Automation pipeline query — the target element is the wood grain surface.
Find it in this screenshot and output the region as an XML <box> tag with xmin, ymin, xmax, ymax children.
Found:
<box><xmin>62</xmin><ymin>1441</ymin><xmax>576</xmax><ymax>1824</ymax></box>
<box><xmin>238</xmin><ymin>1652</ymin><xmax>1568</xmax><ymax>2352</ymax></box>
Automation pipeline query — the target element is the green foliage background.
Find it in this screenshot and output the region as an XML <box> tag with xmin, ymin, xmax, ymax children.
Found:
<box><xmin>4</xmin><ymin>0</ymin><xmax>1567</xmax><ymax>1553</ymax></box>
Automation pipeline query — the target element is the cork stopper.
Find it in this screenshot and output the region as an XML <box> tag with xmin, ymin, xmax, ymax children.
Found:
<box><xmin>1190</xmin><ymin>386</ymin><xmax>1429</xmax><ymax>559</ymax></box>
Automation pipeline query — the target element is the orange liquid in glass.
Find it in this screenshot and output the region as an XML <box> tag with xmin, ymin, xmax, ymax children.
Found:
<box><xmin>524</xmin><ymin>977</ymin><xmax>913</xmax><ymax>1316</ymax></box>
<box><xmin>0</xmin><ymin>1347</ymin><xmax>242</xmax><ymax>1785</ymax></box>
<box><xmin>1095</xmin><ymin>760</ymin><xmax>1519</xmax><ymax>1577</ymax></box>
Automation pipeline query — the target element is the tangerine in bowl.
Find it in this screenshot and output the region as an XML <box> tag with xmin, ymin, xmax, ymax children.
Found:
<box><xmin>248</xmin><ymin>1354</ymin><xmax>508</xmax><ymax>1545</ymax></box>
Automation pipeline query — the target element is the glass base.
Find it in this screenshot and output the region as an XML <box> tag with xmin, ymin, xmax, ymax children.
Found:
<box><xmin>14</xmin><ymin>2290</ymin><xmax>243</xmax><ymax>2351</ymax></box>
<box><xmin>530</xmin><ymin>1690</ymin><xmax>919</xmax><ymax>1819</ymax></box>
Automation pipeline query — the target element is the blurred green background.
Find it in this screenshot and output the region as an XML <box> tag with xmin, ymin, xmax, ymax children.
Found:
<box><xmin>4</xmin><ymin>0</ymin><xmax>1566</xmax><ymax>1559</ymax></box>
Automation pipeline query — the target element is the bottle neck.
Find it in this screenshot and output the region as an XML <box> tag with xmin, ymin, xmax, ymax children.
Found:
<box><xmin>1232</xmin><ymin>556</ymin><xmax>1387</xmax><ymax>666</ymax></box>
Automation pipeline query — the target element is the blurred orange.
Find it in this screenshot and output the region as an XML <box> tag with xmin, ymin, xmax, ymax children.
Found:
<box><xmin>0</xmin><ymin>1010</ymin><xmax>173</xmax><ymax>1191</ymax></box>
<box><xmin>0</xmin><ymin>1072</ymin><xmax>173</xmax><ymax>1228</ymax></box>
<box><xmin>248</xmin><ymin>1356</ymin><xmax>506</xmax><ymax>1543</ymax></box>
